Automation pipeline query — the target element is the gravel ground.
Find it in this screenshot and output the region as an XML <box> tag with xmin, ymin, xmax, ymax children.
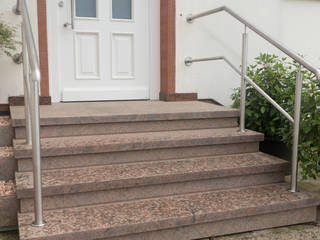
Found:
<box><xmin>1</xmin><ymin>224</ymin><xmax>320</xmax><ymax>240</ymax></box>
<box><xmin>0</xmin><ymin>180</ymin><xmax>15</xmax><ymax>197</ymax></box>
<box><xmin>215</xmin><ymin>223</ymin><xmax>320</xmax><ymax>240</ymax></box>
<box><xmin>0</xmin><ymin>117</ymin><xmax>10</xmax><ymax>126</ymax></box>
<box><xmin>0</xmin><ymin>231</ymin><xmax>18</xmax><ymax>240</ymax></box>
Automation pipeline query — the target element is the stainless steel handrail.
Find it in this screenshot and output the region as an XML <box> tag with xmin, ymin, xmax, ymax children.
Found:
<box><xmin>16</xmin><ymin>0</ymin><xmax>44</xmax><ymax>227</ymax></box>
<box><xmin>185</xmin><ymin>6</ymin><xmax>313</xmax><ymax>192</ymax></box>
<box><xmin>186</xmin><ymin>6</ymin><xmax>320</xmax><ymax>80</ymax></box>
<box><xmin>185</xmin><ymin>55</ymin><xmax>303</xmax><ymax>193</ymax></box>
<box><xmin>185</xmin><ymin>56</ymin><xmax>294</xmax><ymax>123</ymax></box>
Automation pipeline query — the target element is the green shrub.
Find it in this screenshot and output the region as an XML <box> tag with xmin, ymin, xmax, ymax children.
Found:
<box><xmin>232</xmin><ymin>53</ymin><xmax>320</xmax><ymax>179</ymax></box>
<box><xmin>0</xmin><ymin>20</ymin><xmax>17</xmax><ymax>57</ymax></box>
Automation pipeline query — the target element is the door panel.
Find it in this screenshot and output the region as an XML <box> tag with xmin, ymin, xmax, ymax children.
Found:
<box><xmin>58</xmin><ymin>0</ymin><xmax>150</xmax><ymax>101</ymax></box>
<box><xmin>111</xmin><ymin>33</ymin><xmax>134</xmax><ymax>79</ymax></box>
<box><xmin>74</xmin><ymin>32</ymin><xmax>100</xmax><ymax>80</ymax></box>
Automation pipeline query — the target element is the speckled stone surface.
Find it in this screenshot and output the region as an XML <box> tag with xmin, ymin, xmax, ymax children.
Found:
<box><xmin>0</xmin><ymin>117</ymin><xmax>13</xmax><ymax>147</ymax></box>
<box><xmin>10</xmin><ymin>101</ymin><xmax>239</xmax><ymax>127</ymax></box>
<box><xmin>14</xmin><ymin>118</ymin><xmax>238</xmax><ymax>139</ymax></box>
<box><xmin>0</xmin><ymin>147</ymin><xmax>16</xmax><ymax>181</ymax></box>
<box><xmin>20</xmin><ymin>172</ymin><xmax>285</xmax><ymax>213</ymax></box>
<box><xmin>13</xmin><ymin>128</ymin><xmax>263</xmax><ymax>159</ymax></box>
<box><xmin>18</xmin><ymin>184</ymin><xmax>320</xmax><ymax>240</ymax></box>
<box><xmin>17</xmin><ymin>142</ymin><xmax>260</xmax><ymax>171</ymax></box>
<box><xmin>15</xmin><ymin>152</ymin><xmax>287</xmax><ymax>198</ymax></box>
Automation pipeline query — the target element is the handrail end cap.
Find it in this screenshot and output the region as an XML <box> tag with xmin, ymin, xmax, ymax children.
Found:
<box><xmin>185</xmin><ymin>57</ymin><xmax>193</xmax><ymax>66</ymax></box>
<box><xmin>186</xmin><ymin>14</ymin><xmax>194</xmax><ymax>23</ymax></box>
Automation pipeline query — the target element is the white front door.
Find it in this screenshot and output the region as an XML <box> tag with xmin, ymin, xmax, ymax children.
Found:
<box><xmin>56</xmin><ymin>0</ymin><xmax>151</xmax><ymax>101</ymax></box>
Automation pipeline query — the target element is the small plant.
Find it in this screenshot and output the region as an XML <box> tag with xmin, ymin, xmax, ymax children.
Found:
<box><xmin>0</xmin><ymin>20</ymin><xmax>18</xmax><ymax>57</ymax></box>
<box><xmin>232</xmin><ymin>53</ymin><xmax>320</xmax><ymax>179</ymax></box>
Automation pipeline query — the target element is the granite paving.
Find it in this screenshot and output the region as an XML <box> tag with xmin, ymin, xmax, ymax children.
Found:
<box><xmin>15</xmin><ymin>152</ymin><xmax>287</xmax><ymax>197</ymax></box>
<box><xmin>13</xmin><ymin>128</ymin><xmax>264</xmax><ymax>158</ymax></box>
<box><xmin>18</xmin><ymin>184</ymin><xmax>320</xmax><ymax>240</ymax></box>
<box><xmin>10</xmin><ymin>101</ymin><xmax>239</xmax><ymax>126</ymax></box>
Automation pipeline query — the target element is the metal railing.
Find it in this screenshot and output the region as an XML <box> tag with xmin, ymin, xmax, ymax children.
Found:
<box><xmin>16</xmin><ymin>0</ymin><xmax>44</xmax><ymax>227</ymax></box>
<box><xmin>185</xmin><ymin>6</ymin><xmax>320</xmax><ymax>193</ymax></box>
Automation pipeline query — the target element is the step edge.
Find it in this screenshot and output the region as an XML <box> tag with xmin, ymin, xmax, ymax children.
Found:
<box><xmin>18</xmin><ymin>194</ymin><xmax>319</xmax><ymax>240</ymax></box>
<box><xmin>16</xmin><ymin>162</ymin><xmax>288</xmax><ymax>199</ymax></box>
<box><xmin>12</xmin><ymin>110</ymin><xmax>240</xmax><ymax>127</ymax></box>
<box><xmin>13</xmin><ymin>131</ymin><xmax>264</xmax><ymax>159</ymax></box>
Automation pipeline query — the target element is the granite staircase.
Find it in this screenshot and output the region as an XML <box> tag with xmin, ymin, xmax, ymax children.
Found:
<box><xmin>10</xmin><ymin>101</ymin><xmax>319</xmax><ymax>240</ymax></box>
<box><xmin>0</xmin><ymin>116</ymin><xmax>18</xmax><ymax>229</ymax></box>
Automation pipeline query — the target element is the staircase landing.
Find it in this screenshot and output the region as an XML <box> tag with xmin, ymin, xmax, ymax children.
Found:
<box><xmin>10</xmin><ymin>101</ymin><xmax>239</xmax><ymax>126</ymax></box>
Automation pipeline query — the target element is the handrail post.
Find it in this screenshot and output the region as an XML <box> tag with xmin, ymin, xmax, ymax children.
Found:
<box><xmin>22</xmin><ymin>24</ymin><xmax>32</xmax><ymax>145</ymax></box>
<box><xmin>30</xmin><ymin>78</ymin><xmax>44</xmax><ymax>227</ymax></box>
<box><xmin>20</xmin><ymin>0</ymin><xmax>45</xmax><ymax>227</ymax></box>
<box><xmin>14</xmin><ymin>0</ymin><xmax>21</xmax><ymax>15</ymax></box>
<box><xmin>240</xmin><ymin>27</ymin><xmax>248</xmax><ymax>132</ymax></box>
<box><xmin>290</xmin><ymin>65</ymin><xmax>303</xmax><ymax>193</ymax></box>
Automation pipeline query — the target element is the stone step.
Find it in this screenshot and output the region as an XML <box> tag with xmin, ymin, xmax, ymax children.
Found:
<box><xmin>18</xmin><ymin>184</ymin><xmax>320</xmax><ymax>240</ymax></box>
<box><xmin>17</xmin><ymin>142</ymin><xmax>260</xmax><ymax>172</ymax></box>
<box><xmin>0</xmin><ymin>147</ymin><xmax>16</xmax><ymax>181</ymax></box>
<box><xmin>11</xmin><ymin>102</ymin><xmax>239</xmax><ymax>138</ymax></box>
<box><xmin>13</xmin><ymin>128</ymin><xmax>263</xmax><ymax>159</ymax></box>
<box><xmin>10</xmin><ymin>101</ymin><xmax>239</xmax><ymax>127</ymax></box>
<box><xmin>15</xmin><ymin>152</ymin><xmax>288</xmax><ymax>212</ymax></box>
<box><xmin>14</xmin><ymin>118</ymin><xmax>239</xmax><ymax>139</ymax></box>
<box><xmin>0</xmin><ymin>116</ymin><xmax>13</xmax><ymax>147</ymax></box>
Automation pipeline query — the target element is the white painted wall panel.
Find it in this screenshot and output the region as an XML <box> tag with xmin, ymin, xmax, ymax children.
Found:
<box><xmin>176</xmin><ymin>0</ymin><xmax>320</xmax><ymax>106</ymax></box>
<box><xmin>0</xmin><ymin>0</ymin><xmax>38</xmax><ymax>104</ymax></box>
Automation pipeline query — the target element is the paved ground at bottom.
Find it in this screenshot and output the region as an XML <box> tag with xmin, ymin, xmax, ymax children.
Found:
<box><xmin>215</xmin><ymin>222</ymin><xmax>320</xmax><ymax>240</ymax></box>
<box><xmin>1</xmin><ymin>223</ymin><xmax>320</xmax><ymax>240</ymax></box>
<box><xmin>0</xmin><ymin>232</ymin><xmax>18</xmax><ymax>240</ymax></box>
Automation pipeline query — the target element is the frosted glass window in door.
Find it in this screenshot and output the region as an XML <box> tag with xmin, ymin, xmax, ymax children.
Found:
<box><xmin>112</xmin><ymin>0</ymin><xmax>132</xmax><ymax>20</ymax></box>
<box><xmin>76</xmin><ymin>0</ymin><xmax>97</xmax><ymax>18</ymax></box>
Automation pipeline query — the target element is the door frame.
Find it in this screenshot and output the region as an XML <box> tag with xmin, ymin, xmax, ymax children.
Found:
<box><xmin>40</xmin><ymin>0</ymin><xmax>182</xmax><ymax>102</ymax></box>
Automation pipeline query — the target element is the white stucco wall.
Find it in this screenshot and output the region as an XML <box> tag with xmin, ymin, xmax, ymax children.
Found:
<box><xmin>176</xmin><ymin>0</ymin><xmax>320</xmax><ymax>106</ymax></box>
<box><xmin>0</xmin><ymin>0</ymin><xmax>38</xmax><ymax>104</ymax></box>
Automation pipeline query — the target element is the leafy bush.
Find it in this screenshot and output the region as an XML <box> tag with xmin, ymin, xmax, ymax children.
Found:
<box><xmin>232</xmin><ymin>53</ymin><xmax>320</xmax><ymax>179</ymax></box>
<box><xmin>0</xmin><ymin>20</ymin><xmax>17</xmax><ymax>57</ymax></box>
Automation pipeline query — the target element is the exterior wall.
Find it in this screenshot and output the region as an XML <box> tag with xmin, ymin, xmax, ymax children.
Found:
<box><xmin>0</xmin><ymin>0</ymin><xmax>38</xmax><ymax>104</ymax></box>
<box><xmin>176</xmin><ymin>0</ymin><xmax>320</xmax><ymax>106</ymax></box>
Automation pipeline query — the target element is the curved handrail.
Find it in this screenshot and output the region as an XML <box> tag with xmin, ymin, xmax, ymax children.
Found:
<box><xmin>16</xmin><ymin>0</ymin><xmax>44</xmax><ymax>227</ymax></box>
<box><xmin>19</xmin><ymin>0</ymin><xmax>41</xmax><ymax>83</ymax></box>
<box><xmin>186</xmin><ymin>6</ymin><xmax>320</xmax><ymax>80</ymax></box>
